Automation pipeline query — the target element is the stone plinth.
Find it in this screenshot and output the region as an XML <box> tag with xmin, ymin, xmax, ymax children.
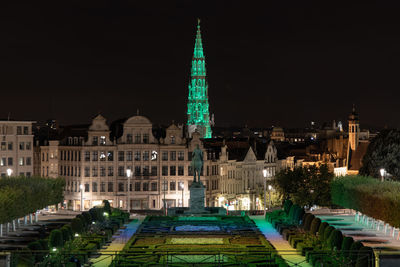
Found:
<box><xmin>189</xmin><ymin>181</ymin><xmax>206</xmax><ymax>213</ymax></box>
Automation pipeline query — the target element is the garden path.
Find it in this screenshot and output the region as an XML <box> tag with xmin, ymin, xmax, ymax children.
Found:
<box><xmin>251</xmin><ymin>216</ymin><xmax>312</xmax><ymax>267</ymax></box>
<box><xmin>90</xmin><ymin>216</ymin><xmax>144</xmax><ymax>267</ymax></box>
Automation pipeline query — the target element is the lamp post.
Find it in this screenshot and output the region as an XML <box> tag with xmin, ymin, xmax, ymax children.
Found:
<box><xmin>268</xmin><ymin>185</ymin><xmax>272</xmax><ymax>210</ymax></box>
<box><xmin>126</xmin><ymin>169</ymin><xmax>131</xmax><ymax>213</ymax></box>
<box><xmin>380</xmin><ymin>168</ymin><xmax>385</xmax><ymax>182</ymax></box>
<box><xmin>79</xmin><ymin>184</ymin><xmax>84</xmax><ymax>211</ymax></box>
<box><xmin>180</xmin><ymin>182</ymin><xmax>184</xmax><ymax>207</ymax></box>
<box><xmin>6</xmin><ymin>168</ymin><xmax>13</xmax><ymax>177</ymax></box>
<box><xmin>263</xmin><ymin>168</ymin><xmax>267</xmax><ymax>215</ymax></box>
<box><xmin>163</xmin><ymin>178</ymin><xmax>167</xmax><ymax>215</ymax></box>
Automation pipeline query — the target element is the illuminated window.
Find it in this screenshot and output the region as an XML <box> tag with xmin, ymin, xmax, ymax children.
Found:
<box><xmin>107</xmin><ymin>151</ymin><xmax>113</xmax><ymax>161</ymax></box>
<box><xmin>100</xmin><ymin>136</ymin><xmax>106</xmax><ymax>145</ymax></box>
<box><xmin>100</xmin><ymin>151</ymin><xmax>106</xmax><ymax>161</ymax></box>
<box><xmin>19</xmin><ymin>157</ymin><xmax>24</xmax><ymax>166</ymax></box>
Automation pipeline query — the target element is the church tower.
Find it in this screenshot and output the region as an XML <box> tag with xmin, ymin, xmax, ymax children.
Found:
<box><xmin>186</xmin><ymin>19</ymin><xmax>212</xmax><ymax>139</ymax></box>
<box><xmin>348</xmin><ymin>104</ymin><xmax>359</xmax><ymax>151</ymax></box>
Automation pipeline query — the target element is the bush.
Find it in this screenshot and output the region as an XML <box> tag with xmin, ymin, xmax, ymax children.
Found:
<box><xmin>349</xmin><ymin>241</ymin><xmax>364</xmax><ymax>264</ymax></box>
<box><xmin>294</xmin><ymin>207</ymin><xmax>305</xmax><ymax>225</ymax></box>
<box><xmin>76</xmin><ymin>214</ymin><xmax>87</xmax><ymax>228</ymax></box>
<box><xmin>38</xmin><ymin>239</ymin><xmax>49</xmax><ymax>251</ymax></box>
<box><xmin>301</xmin><ymin>213</ymin><xmax>312</xmax><ymax>229</ymax></box>
<box><xmin>318</xmin><ymin>222</ymin><xmax>328</xmax><ymax>240</ymax></box>
<box><xmin>82</xmin><ymin>211</ymin><xmax>92</xmax><ymax>225</ymax></box>
<box><xmin>310</xmin><ymin>217</ymin><xmax>321</xmax><ymax>235</ymax></box>
<box><xmin>89</xmin><ymin>207</ymin><xmax>105</xmax><ymax>222</ymax></box>
<box><xmin>63</xmin><ymin>224</ymin><xmax>73</xmax><ymax>240</ymax></box>
<box><xmin>323</xmin><ymin>226</ymin><xmax>335</xmax><ymax>245</ymax></box>
<box><xmin>49</xmin><ymin>229</ymin><xmax>63</xmax><ymax>249</ymax></box>
<box><xmin>288</xmin><ymin>205</ymin><xmax>297</xmax><ymax>222</ymax></box>
<box><xmin>341</xmin><ymin>236</ymin><xmax>354</xmax><ymax>257</ymax></box>
<box><xmin>283</xmin><ymin>199</ymin><xmax>293</xmax><ymax>215</ymax></box>
<box><xmin>355</xmin><ymin>246</ymin><xmax>374</xmax><ymax>267</ymax></box>
<box><xmin>60</xmin><ymin>226</ymin><xmax>71</xmax><ymax>243</ymax></box>
<box><xmin>103</xmin><ymin>199</ymin><xmax>112</xmax><ymax>215</ymax></box>
<box><xmin>15</xmin><ymin>248</ymin><xmax>34</xmax><ymax>267</ymax></box>
<box><xmin>327</xmin><ymin>229</ymin><xmax>343</xmax><ymax>250</ymax></box>
<box><xmin>71</xmin><ymin>218</ymin><xmax>84</xmax><ymax>233</ymax></box>
<box><xmin>303</xmin><ymin>213</ymin><xmax>315</xmax><ymax>231</ymax></box>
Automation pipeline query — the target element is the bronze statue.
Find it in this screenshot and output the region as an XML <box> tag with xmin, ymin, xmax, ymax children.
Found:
<box><xmin>191</xmin><ymin>144</ymin><xmax>203</xmax><ymax>183</ymax></box>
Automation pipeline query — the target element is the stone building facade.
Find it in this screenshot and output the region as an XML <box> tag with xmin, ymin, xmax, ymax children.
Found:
<box><xmin>0</xmin><ymin>121</ymin><xmax>34</xmax><ymax>177</ymax></box>
<box><xmin>39</xmin><ymin>114</ymin><xmax>215</xmax><ymax>211</ymax></box>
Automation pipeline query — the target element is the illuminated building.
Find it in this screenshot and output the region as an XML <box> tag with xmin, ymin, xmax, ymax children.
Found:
<box><xmin>186</xmin><ymin>19</ymin><xmax>212</xmax><ymax>139</ymax></box>
<box><xmin>0</xmin><ymin>121</ymin><xmax>34</xmax><ymax>177</ymax></box>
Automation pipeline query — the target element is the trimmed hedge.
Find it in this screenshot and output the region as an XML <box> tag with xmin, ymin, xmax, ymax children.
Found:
<box><xmin>0</xmin><ymin>176</ymin><xmax>65</xmax><ymax>224</ymax></box>
<box><xmin>323</xmin><ymin>226</ymin><xmax>335</xmax><ymax>244</ymax></box>
<box><xmin>331</xmin><ymin>175</ymin><xmax>400</xmax><ymax>227</ymax></box>
<box><xmin>349</xmin><ymin>241</ymin><xmax>364</xmax><ymax>263</ymax></box>
<box><xmin>327</xmin><ymin>229</ymin><xmax>343</xmax><ymax>250</ymax></box>
<box><xmin>310</xmin><ymin>218</ymin><xmax>321</xmax><ymax>235</ymax></box>
<box><xmin>355</xmin><ymin>246</ymin><xmax>374</xmax><ymax>267</ymax></box>
<box><xmin>49</xmin><ymin>229</ymin><xmax>63</xmax><ymax>249</ymax></box>
<box><xmin>71</xmin><ymin>218</ymin><xmax>84</xmax><ymax>233</ymax></box>
<box><xmin>341</xmin><ymin>236</ymin><xmax>354</xmax><ymax>257</ymax></box>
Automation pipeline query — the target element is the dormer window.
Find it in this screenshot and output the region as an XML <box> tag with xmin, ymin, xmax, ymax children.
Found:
<box><xmin>143</xmin><ymin>133</ymin><xmax>149</xmax><ymax>144</ymax></box>
<box><xmin>92</xmin><ymin>136</ymin><xmax>98</xmax><ymax>146</ymax></box>
<box><xmin>135</xmin><ymin>133</ymin><xmax>141</xmax><ymax>144</ymax></box>
<box><xmin>127</xmin><ymin>134</ymin><xmax>132</xmax><ymax>144</ymax></box>
<box><xmin>171</xmin><ymin>136</ymin><xmax>175</xmax><ymax>144</ymax></box>
<box><xmin>100</xmin><ymin>136</ymin><xmax>106</xmax><ymax>145</ymax></box>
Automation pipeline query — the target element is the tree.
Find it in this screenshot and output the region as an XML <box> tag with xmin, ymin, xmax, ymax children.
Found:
<box><xmin>274</xmin><ymin>165</ymin><xmax>333</xmax><ymax>207</ymax></box>
<box><xmin>360</xmin><ymin>129</ymin><xmax>400</xmax><ymax>180</ymax></box>
<box><xmin>71</xmin><ymin>218</ymin><xmax>84</xmax><ymax>234</ymax></box>
<box><xmin>103</xmin><ymin>200</ymin><xmax>111</xmax><ymax>215</ymax></box>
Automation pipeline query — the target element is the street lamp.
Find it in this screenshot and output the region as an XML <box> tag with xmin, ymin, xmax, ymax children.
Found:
<box><xmin>79</xmin><ymin>184</ymin><xmax>84</xmax><ymax>211</ymax></box>
<box><xmin>6</xmin><ymin>168</ymin><xmax>12</xmax><ymax>177</ymax></box>
<box><xmin>380</xmin><ymin>168</ymin><xmax>385</xmax><ymax>182</ymax></box>
<box><xmin>180</xmin><ymin>181</ymin><xmax>184</xmax><ymax>207</ymax></box>
<box><xmin>268</xmin><ymin>185</ymin><xmax>272</xmax><ymax>210</ymax></box>
<box><xmin>126</xmin><ymin>169</ymin><xmax>132</xmax><ymax>213</ymax></box>
<box><xmin>263</xmin><ymin>168</ymin><xmax>268</xmax><ymax>215</ymax></box>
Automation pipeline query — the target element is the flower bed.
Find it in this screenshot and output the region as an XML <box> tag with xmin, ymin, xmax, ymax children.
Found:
<box><xmin>170</xmin><ymin>237</ymin><xmax>224</xmax><ymax>245</ymax></box>
<box><xmin>178</xmin><ymin>216</ymin><xmax>218</xmax><ymax>221</ymax></box>
<box><xmin>175</xmin><ymin>225</ymin><xmax>220</xmax><ymax>231</ymax></box>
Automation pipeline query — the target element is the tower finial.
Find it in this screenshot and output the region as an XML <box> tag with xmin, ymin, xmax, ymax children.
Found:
<box><xmin>197</xmin><ymin>18</ymin><xmax>200</xmax><ymax>27</ymax></box>
<box><xmin>352</xmin><ymin>103</ymin><xmax>356</xmax><ymax>113</ymax></box>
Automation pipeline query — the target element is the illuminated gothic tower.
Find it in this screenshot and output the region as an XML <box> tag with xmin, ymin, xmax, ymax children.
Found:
<box><xmin>186</xmin><ymin>19</ymin><xmax>212</xmax><ymax>139</ymax></box>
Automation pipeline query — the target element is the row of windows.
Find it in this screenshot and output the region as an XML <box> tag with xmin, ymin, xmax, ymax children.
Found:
<box><xmin>0</xmin><ymin>157</ymin><xmax>32</xmax><ymax>166</ymax></box>
<box><xmin>1</xmin><ymin>141</ymin><xmax>31</xmax><ymax>151</ymax></box>
<box><xmin>125</xmin><ymin>133</ymin><xmax>150</xmax><ymax>144</ymax></box>
<box><xmin>66</xmin><ymin>181</ymin><xmax>159</xmax><ymax>193</ymax></box>
<box><xmin>17</xmin><ymin>126</ymin><xmax>30</xmax><ymax>135</ymax></box>
<box><xmin>60</xmin><ymin>165</ymin><xmax>160</xmax><ymax>177</ymax></box>
<box><xmin>0</xmin><ymin>172</ymin><xmax>31</xmax><ymax>177</ymax></box>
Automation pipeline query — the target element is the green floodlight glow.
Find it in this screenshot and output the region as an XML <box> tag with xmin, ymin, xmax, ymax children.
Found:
<box><xmin>186</xmin><ymin>19</ymin><xmax>212</xmax><ymax>139</ymax></box>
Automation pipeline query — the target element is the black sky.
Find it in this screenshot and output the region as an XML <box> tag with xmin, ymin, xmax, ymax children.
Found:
<box><xmin>1</xmin><ymin>1</ymin><xmax>400</xmax><ymax>128</ymax></box>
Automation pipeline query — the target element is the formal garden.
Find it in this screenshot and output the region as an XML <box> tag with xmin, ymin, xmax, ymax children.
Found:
<box><xmin>110</xmin><ymin>215</ymin><xmax>289</xmax><ymax>266</ymax></box>
<box><xmin>11</xmin><ymin>200</ymin><xmax>129</xmax><ymax>266</ymax></box>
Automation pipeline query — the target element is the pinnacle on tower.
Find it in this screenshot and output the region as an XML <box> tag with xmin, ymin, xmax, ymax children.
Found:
<box><xmin>186</xmin><ymin>19</ymin><xmax>212</xmax><ymax>139</ymax></box>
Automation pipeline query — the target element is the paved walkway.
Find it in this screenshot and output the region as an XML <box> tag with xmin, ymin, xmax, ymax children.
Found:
<box><xmin>251</xmin><ymin>216</ymin><xmax>312</xmax><ymax>267</ymax></box>
<box><xmin>90</xmin><ymin>217</ymin><xmax>143</xmax><ymax>267</ymax></box>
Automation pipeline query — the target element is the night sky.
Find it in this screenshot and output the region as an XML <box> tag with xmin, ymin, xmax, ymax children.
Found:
<box><xmin>1</xmin><ymin>1</ymin><xmax>400</xmax><ymax>129</ymax></box>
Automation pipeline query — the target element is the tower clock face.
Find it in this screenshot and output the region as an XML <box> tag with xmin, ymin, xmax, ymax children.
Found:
<box><xmin>151</xmin><ymin>150</ymin><xmax>158</xmax><ymax>161</ymax></box>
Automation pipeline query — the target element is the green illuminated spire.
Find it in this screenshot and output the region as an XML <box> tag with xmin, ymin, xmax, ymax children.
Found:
<box><xmin>187</xmin><ymin>19</ymin><xmax>212</xmax><ymax>138</ymax></box>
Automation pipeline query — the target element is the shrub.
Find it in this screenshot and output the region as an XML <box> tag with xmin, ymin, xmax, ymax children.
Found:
<box><xmin>63</xmin><ymin>224</ymin><xmax>73</xmax><ymax>240</ymax></box>
<box><xmin>327</xmin><ymin>229</ymin><xmax>343</xmax><ymax>250</ymax></box>
<box><xmin>71</xmin><ymin>218</ymin><xmax>84</xmax><ymax>233</ymax></box>
<box><xmin>103</xmin><ymin>199</ymin><xmax>112</xmax><ymax>214</ymax></box>
<box><xmin>294</xmin><ymin>207</ymin><xmax>305</xmax><ymax>225</ymax></box>
<box><xmin>283</xmin><ymin>199</ymin><xmax>293</xmax><ymax>214</ymax></box>
<box><xmin>82</xmin><ymin>211</ymin><xmax>92</xmax><ymax>225</ymax></box>
<box><xmin>318</xmin><ymin>222</ymin><xmax>328</xmax><ymax>240</ymax></box>
<box><xmin>60</xmin><ymin>226</ymin><xmax>71</xmax><ymax>243</ymax></box>
<box><xmin>38</xmin><ymin>239</ymin><xmax>49</xmax><ymax>251</ymax></box>
<box><xmin>349</xmin><ymin>241</ymin><xmax>364</xmax><ymax>264</ymax></box>
<box><xmin>323</xmin><ymin>226</ymin><xmax>335</xmax><ymax>245</ymax></box>
<box><xmin>288</xmin><ymin>205</ymin><xmax>297</xmax><ymax>222</ymax></box>
<box><xmin>355</xmin><ymin>246</ymin><xmax>374</xmax><ymax>267</ymax></box>
<box><xmin>310</xmin><ymin>217</ymin><xmax>321</xmax><ymax>235</ymax></box>
<box><xmin>341</xmin><ymin>236</ymin><xmax>354</xmax><ymax>257</ymax></box>
<box><xmin>89</xmin><ymin>207</ymin><xmax>105</xmax><ymax>222</ymax></box>
<box><xmin>49</xmin><ymin>229</ymin><xmax>63</xmax><ymax>249</ymax></box>
<box><xmin>304</xmin><ymin>213</ymin><xmax>315</xmax><ymax>231</ymax></box>
<box><xmin>301</xmin><ymin>213</ymin><xmax>312</xmax><ymax>229</ymax></box>
<box><xmin>15</xmin><ymin>248</ymin><xmax>34</xmax><ymax>267</ymax></box>
<box><xmin>76</xmin><ymin>214</ymin><xmax>87</xmax><ymax>228</ymax></box>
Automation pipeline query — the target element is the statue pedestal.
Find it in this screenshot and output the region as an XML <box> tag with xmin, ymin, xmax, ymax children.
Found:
<box><xmin>189</xmin><ymin>181</ymin><xmax>206</xmax><ymax>213</ymax></box>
